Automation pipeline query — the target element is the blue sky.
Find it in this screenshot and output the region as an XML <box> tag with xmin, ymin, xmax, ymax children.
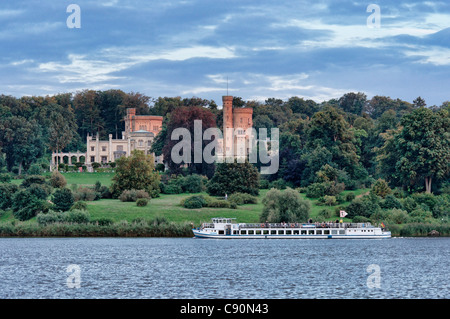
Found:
<box><xmin>0</xmin><ymin>0</ymin><xmax>449</xmax><ymax>106</ymax></box>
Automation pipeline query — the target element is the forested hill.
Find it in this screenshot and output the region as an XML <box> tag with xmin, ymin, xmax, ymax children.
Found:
<box><xmin>0</xmin><ymin>90</ymin><xmax>449</xmax><ymax>194</ymax></box>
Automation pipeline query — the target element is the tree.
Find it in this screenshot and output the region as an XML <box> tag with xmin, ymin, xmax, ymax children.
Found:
<box><xmin>377</xmin><ymin>107</ymin><xmax>450</xmax><ymax>193</ymax></box>
<box><xmin>48</xmin><ymin>111</ymin><xmax>75</xmax><ymax>168</ymax></box>
<box><xmin>52</xmin><ymin>188</ymin><xmax>74</xmax><ymax>212</ymax></box>
<box><xmin>11</xmin><ymin>188</ymin><xmax>46</xmax><ymax>221</ymax></box>
<box><xmin>110</xmin><ymin>150</ymin><xmax>160</xmax><ymax>198</ymax></box>
<box><xmin>338</xmin><ymin>92</ymin><xmax>367</xmax><ymax>115</ymax></box>
<box><xmin>50</xmin><ymin>171</ymin><xmax>67</xmax><ymax>188</ymax></box>
<box><xmin>162</xmin><ymin>106</ymin><xmax>217</xmax><ymax>177</ymax></box>
<box><xmin>0</xmin><ymin>116</ymin><xmax>44</xmax><ymax>174</ymax></box>
<box><xmin>207</xmin><ymin>160</ymin><xmax>259</xmax><ymax>196</ymax></box>
<box><xmin>259</xmin><ymin>188</ymin><xmax>310</xmax><ymax>223</ymax></box>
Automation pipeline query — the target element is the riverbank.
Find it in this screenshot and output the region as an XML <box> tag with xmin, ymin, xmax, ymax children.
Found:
<box><xmin>0</xmin><ymin>219</ymin><xmax>448</xmax><ymax>237</ymax></box>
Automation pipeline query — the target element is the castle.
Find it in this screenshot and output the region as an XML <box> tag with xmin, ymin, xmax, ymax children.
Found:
<box><xmin>218</xmin><ymin>95</ymin><xmax>254</xmax><ymax>159</ymax></box>
<box><xmin>51</xmin><ymin>95</ymin><xmax>253</xmax><ymax>170</ymax></box>
<box><xmin>51</xmin><ymin>109</ymin><xmax>164</xmax><ymax>170</ymax></box>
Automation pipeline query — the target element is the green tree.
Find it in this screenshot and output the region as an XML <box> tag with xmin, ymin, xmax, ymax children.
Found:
<box><xmin>110</xmin><ymin>150</ymin><xmax>160</xmax><ymax>198</ymax></box>
<box><xmin>52</xmin><ymin>188</ymin><xmax>74</xmax><ymax>212</ymax></box>
<box><xmin>207</xmin><ymin>160</ymin><xmax>259</xmax><ymax>196</ymax></box>
<box><xmin>377</xmin><ymin>107</ymin><xmax>450</xmax><ymax>193</ymax></box>
<box><xmin>259</xmin><ymin>188</ymin><xmax>310</xmax><ymax>223</ymax></box>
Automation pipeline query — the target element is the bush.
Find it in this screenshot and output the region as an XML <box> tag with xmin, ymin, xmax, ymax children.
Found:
<box><xmin>21</xmin><ymin>175</ymin><xmax>47</xmax><ymax>188</ymax></box>
<box><xmin>28</xmin><ymin>164</ymin><xmax>43</xmax><ymax>175</ymax></box>
<box><xmin>305</xmin><ymin>181</ymin><xmax>345</xmax><ymax>198</ymax></box>
<box><xmin>270</xmin><ymin>179</ymin><xmax>287</xmax><ymax>190</ymax></box>
<box><xmin>0</xmin><ymin>173</ymin><xmax>12</xmax><ymax>183</ymax></box>
<box><xmin>36</xmin><ymin>211</ymin><xmax>64</xmax><ymax>226</ymax></box>
<box><xmin>49</xmin><ymin>171</ymin><xmax>67</xmax><ymax>188</ymax></box>
<box><xmin>136</xmin><ymin>198</ymin><xmax>149</xmax><ymax>207</ymax></box>
<box><xmin>71</xmin><ymin>201</ymin><xmax>87</xmax><ymax>211</ymax></box>
<box><xmin>318</xmin><ymin>209</ymin><xmax>333</xmax><ymax>220</ymax></box>
<box><xmin>183</xmin><ymin>196</ymin><xmax>206</xmax><ymax>209</ymax></box>
<box><xmin>73</xmin><ymin>187</ymin><xmax>97</xmax><ymax>201</ymax></box>
<box><xmin>371</xmin><ymin>179</ymin><xmax>391</xmax><ymax>198</ymax></box>
<box><xmin>260</xmin><ymin>188</ymin><xmax>310</xmax><ymax>223</ymax></box>
<box><xmin>91</xmin><ymin>217</ymin><xmax>114</xmax><ymax>226</ymax></box>
<box><xmin>119</xmin><ymin>189</ymin><xmax>150</xmax><ymax>202</ymax></box>
<box><xmin>346</xmin><ymin>195</ymin><xmax>381</xmax><ymax>218</ymax></box>
<box><xmin>182</xmin><ymin>174</ymin><xmax>206</xmax><ymax>193</ymax></box>
<box><xmin>52</xmin><ymin>188</ymin><xmax>75</xmax><ymax>212</ymax></box>
<box><xmin>0</xmin><ymin>183</ymin><xmax>19</xmax><ymax>210</ymax></box>
<box><xmin>207</xmin><ymin>161</ymin><xmax>259</xmax><ymax>196</ymax></box>
<box><xmin>228</xmin><ymin>192</ymin><xmax>258</xmax><ymax>205</ymax></box>
<box><xmin>345</xmin><ymin>192</ymin><xmax>356</xmax><ymax>202</ymax></box>
<box><xmin>28</xmin><ymin>183</ymin><xmax>52</xmax><ymax>200</ymax></box>
<box><xmin>409</xmin><ymin>208</ymin><xmax>433</xmax><ymax>223</ymax></box>
<box><xmin>380</xmin><ymin>194</ymin><xmax>403</xmax><ymax>210</ymax></box>
<box><xmin>11</xmin><ymin>189</ymin><xmax>46</xmax><ymax>221</ymax></box>
<box><xmin>64</xmin><ymin>209</ymin><xmax>90</xmax><ymax>224</ymax></box>
<box><xmin>259</xmin><ymin>179</ymin><xmax>270</xmax><ymax>189</ymax></box>
<box><xmin>385</xmin><ymin>209</ymin><xmax>409</xmax><ymax>224</ymax></box>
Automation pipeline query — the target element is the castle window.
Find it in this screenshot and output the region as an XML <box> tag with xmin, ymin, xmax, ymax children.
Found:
<box><xmin>117</xmin><ymin>145</ymin><xmax>123</xmax><ymax>151</ymax></box>
<box><xmin>148</xmin><ymin>140</ymin><xmax>152</xmax><ymax>147</ymax></box>
<box><xmin>102</xmin><ymin>146</ymin><xmax>106</xmax><ymax>152</ymax></box>
<box><xmin>90</xmin><ymin>156</ymin><xmax>95</xmax><ymax>163</ymax></box>
<box><xmin>91</xmin><ymin>146</ymin><xmax>95</xmax><ymax>152</ymax></box>
<box><xmin>101</xmin><ymin>156</ymin><xmax>107</xmax><ymax>163</ymax></box>
<box><xmin>138</xmin><ymin>140</ymin><xmax>143</xmax><ymax>146</ymax></box>
<box><xmin>139</xmin><ymin>125</ymin><xmax>147</xmax><ymax>131</ymax></box>
<box><xmin>240</xmin><ymin>118</ymin><xmax>243</xmax><ymax>123</ymax></box>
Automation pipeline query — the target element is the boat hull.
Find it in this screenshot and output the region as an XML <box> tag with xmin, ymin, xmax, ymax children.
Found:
<box><xmin>192</xmin><ymin>230</ymin><xmax>391</xmax><ymax>239</ymax></box>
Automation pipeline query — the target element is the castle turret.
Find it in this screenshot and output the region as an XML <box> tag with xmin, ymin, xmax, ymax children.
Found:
<box><xmin>222</xmin><ymin>96</ymin><xmax>233</xmax><ymax>155</ymax></box>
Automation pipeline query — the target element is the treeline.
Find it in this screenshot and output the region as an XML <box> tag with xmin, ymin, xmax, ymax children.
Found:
<box><xmin>0</xmin><ymin>90</ymin><xmax>449</xmax><ymax>195</ymax></box>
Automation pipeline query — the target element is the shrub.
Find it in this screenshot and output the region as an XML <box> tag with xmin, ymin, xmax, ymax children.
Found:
<box><xmin>409</xmin><ymin>208</ymin><xmax>433</xmax><ymax>223</ymax></box>
<box><xmin>73</xmin><ymin>187</ymin><xmax>97</xmax><ymax>201</ymax></box>
<box><xmin>21</xmin><ymin>175</ymin><xmax>46</xmax><ymax>188</ymax></box>
<box><xmin>28</xmin><ymin>164</ymin><xmax>43</xmax><ymax>175</ymax></box>
<box><xmin>270</xmin><ymin>179</ymin><xmax>287</xmax><ymax>190</ymax></box>
<box><xmin>183</xmin><ymin>196</ymin><xmax>206</xmax><ymax>209</ymax></box>
<box><xmin>0</xmin><ymin>183</ymin><xmax>19</xmax><ymax>210</ymax></box>
<box><xmin>345</xmin><ymin>192</ymin><xmax>355</xmax><ymax>202</ymax></box>
<box><xmin>385</xmin><ymin>209</ymin><xmax>409</xmax><ymax>224</ymax></box>
<box><xmin>346</xmin><ymin>195</ymin><xmax>381</xmax><ymax>218</ymax></box>
<box><xmin>371</xmin><ymin>179</ymin><xmax>391</xmax><ymax>198</ymax></box>
<box><xmin>380</xmin><ymin>194</ymin><xmax>403</xmax><ymax>210</ymax></box>
<box><xmin>119</xmin><ymin>189</ymin><xmax>150</xmax><ymax>202</ymax></box>
<box><xmin>91</xmin><ymin>217</ymin><xmax>114</xmax><ymax>226</ymax></box>
<box><xmin>207</xmin><ymin>161</ymin><xmax>259</xmax><ymax>196</ymax></box>
<box><xmin>182</xmin><ymin>174</ymin><xmax>206</xmax><ymax>193</ymax></box>
<box><xmin>36</xmin><ymin>211</ymin><xmax>64</xmax><ymax>226</ymax></box>
<box><xmin>52</xmin><ymin>188</ymin><xmax>75</xmax><ymax>212</ymax></box>
<box><xmin>136</xmin><ymin>198</ymin><xmax>149</xmax><ymax>207</ymax></box>
<box><xmin>305</xmin><ymin>181</ymin><xmax>345</xmax><ymax>198</ymax></box>
<box><xmin>0</xmin><ymin>173</ymin><xmax>12</xmax><ymax>183</ymax></box>
<box><xmin>228</xmin><ymin>193</ymin><xmax>257</xmax><ymax>205</ymax></box>
<box><xmin>260</xmin><ymin>188</ymin><xmax>310</xmax><ymax>223</ymax></box>
<box><xmin>71</xmin><ymin>201</ymin><xmax>87</xmax><ymax>211</ymax></box>
<box><xmin>11</xmin><ymin>189</ymin><xmax>45</xmax><ymax>221</ymax></box>
<box><xmin>28</xmin><ymin>183</ymin><xmax>52</xmax><ymax>200</ymax></box>
<box><xmin>259</xmin><ymin>179</ymin><xmax>270</xmax><ymax>189</ymax></box>
<box><xmin>318</xmin><ymin>209</ymin><xmax>332</xmax><ymax>220</ymax></box>
<box><xmin>64</xmin><ymin>209</ymin><xmax>90</xmax><ymax>224</ymax></box>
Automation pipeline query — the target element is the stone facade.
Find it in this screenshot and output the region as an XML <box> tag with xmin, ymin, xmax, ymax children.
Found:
<box><xmin>51</xmin><ymin>108</ymin><xmax>163</xmax><ymax>170</ymax></box>
<box><xmin>219</xmin><ymin>95</ymin><xmax>253</xmax><ymax>158</ymax></box>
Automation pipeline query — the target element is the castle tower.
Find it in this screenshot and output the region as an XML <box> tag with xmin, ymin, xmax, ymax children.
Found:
<box><xmin>222</xmin><ymin>95</ymin><xmax>233</xmax><ymax>155</ymax></box>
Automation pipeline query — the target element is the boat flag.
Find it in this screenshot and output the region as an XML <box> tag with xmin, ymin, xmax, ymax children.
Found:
<box><xmin>381</xmin><ymin>222</ymin><xmax>385</xmax><ymax>228</ymax></box>
<box><xmin>340</xmin><ymin>210</ymin><xmax>348</xmax><ymax>218</ymax></box>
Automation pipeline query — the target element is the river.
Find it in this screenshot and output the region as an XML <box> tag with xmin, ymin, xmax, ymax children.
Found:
<box><xmin>0</xmin><ymin>237</ymin><xmax>448</xmax><ymax>299</ymax></box>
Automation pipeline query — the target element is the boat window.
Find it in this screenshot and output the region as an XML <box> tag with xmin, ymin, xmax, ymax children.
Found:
<box><xmin>339</xmin><ymin>230</ymin><xmax>345</xmax><ymax>234</ymax></box>
<box><xmin>316</xmin><ymin>230</ymin><xmax>322</xmax><ymax>235</ymax></box>
<box><xmin>293</xmin><ymin>230</ymin><xmax>299</xmax><ymax>235</ymax></box>
<box><xmin>248</xmin><ymin>230</ymin><xmax>254</xmax><ymax>235</ymax></box>
<box><xmin>256</xmin><ymin>230</ymin><xmax>261</xmax><ymax>235</ymax></box>
<box><xmin>324</xmin><ymin>230</ymin><xmax>330</xmax><ymax>235</ymax></box>
<box><xmin>233</xmin><ymin>231</ymin><xmax>238</xmax><ymax>235</ymax></box>
<box><xmin>278</xmin><ymin>230</ymin><xmax>284</xmax><ymax>235</ymax></box>
<box><xmin>219</xmin><ymin>230</ymin><xmax>224</xmax><ymax>235</ymax></box>
<box><xmin>271</xmin><ymin>230</ymin><xmax>276</xmax><ymax>235</ymax></box>
<box><xmin>286</xmin><ymin>230</ymin><xmax>292</xmax><ymax>235</ymax></box>
<box><xmin>241</xmin><ymin>230</ymin><xmax>247</xmax><ymax>235</ymax></box>
<box><xmin>308</xmin><ymin>230</ymin><xmax>315</xmax><ymax>235</ymax></box>
<box><xmin>332</xmin><ymin>230</ymin><xmax>337</xmax><ymax>235</ymax></box>
<box><xmin>301</xmin><ymin>230</ymin><xmax>307</xmax><ymax>235</ymax></box>
<box><xmin>263</xmin><ymin>230</ymin><xmax>269</xmax><ymax>235</ymax></box>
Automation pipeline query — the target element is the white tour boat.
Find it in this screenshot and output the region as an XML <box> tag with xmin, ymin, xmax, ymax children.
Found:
<box><xmin>193</xmin><ymin>218</ymin><xmax>391</xmax><ymax>239</ymax></box>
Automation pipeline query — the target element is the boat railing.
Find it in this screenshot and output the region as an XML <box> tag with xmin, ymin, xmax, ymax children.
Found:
<box><xmin>237</xmin><ymin>222</ymin><xmax>372</xmax><ymax>229</ymax></box>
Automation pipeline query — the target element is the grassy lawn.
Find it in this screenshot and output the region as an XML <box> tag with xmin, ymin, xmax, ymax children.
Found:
<box><xmin>6</xmin><ymin>172</ymin><xmax>369</xmax><ymax>226</ymax></box>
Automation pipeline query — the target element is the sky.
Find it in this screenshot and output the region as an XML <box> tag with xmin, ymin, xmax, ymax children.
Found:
<box><xmin>0</xmin><ymin>0</ymin><xmax>449</xmax><ymax>106</ymax></box>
